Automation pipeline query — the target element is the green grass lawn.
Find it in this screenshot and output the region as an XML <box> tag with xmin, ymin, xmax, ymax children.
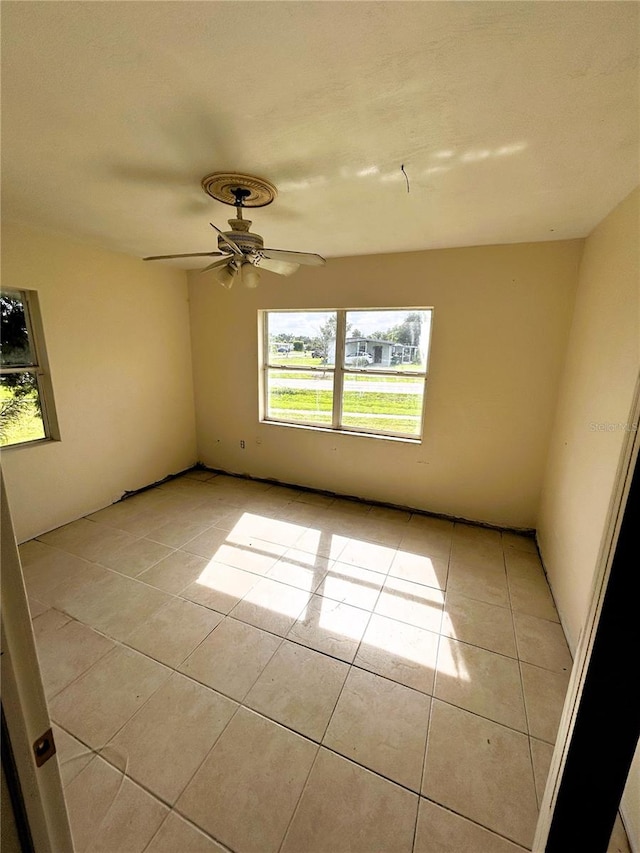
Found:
<box><xmin>269</xmin><ymin>387</ymin><xmax>422</xmax><ymax>415</ymax></box>
<box><xmin>0</xmin><ymin>388</ymin><xmax>46</xmax><ymax>446</ymax></box>
<box><xmin>268</xmin><ymin>386</ymin><xmax>422</xmax><ymax>435</ymax></box>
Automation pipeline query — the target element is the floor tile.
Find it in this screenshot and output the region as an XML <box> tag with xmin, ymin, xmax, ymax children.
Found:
<box><xmin>434</xmin><ymin>638</ymin><xmax>527</xmax><ymax>731</ymax></box>
<box><xmin>138</xmin><ymin>550</ymin><xmax>209</xmax><ymax>594</ymax></box>
<box><xmin>32</xmin><ymin>606</ymin><xmax>72</xmax><ymax>636</ymax></box>
<box><xmin>324</xmin><ymin>667</ymin><xmax>430</xmax><ymax>790</ymax></box>
<box><xmin>177</xmin><ymin>708</ymin><xmax>317</xmax><ymax>853</ymax></box>
<box><xmin>452</xmin><ymin>523</ymin><xmax>502</xmax><ymax>551</ymax></box>
<box><xmin>449</xmin><ymin>539</ymin><xmax>503</xmax><ymax>573</ymax></box>
<box><xmin>423</xmin><ymin>700</ymin><xmax>538</xmax><ymax>848</ymax></box>
<box><xmin>504</xmin><ymin>548</ymin><xmax>544</xmax><ymax>575</ymax></box>
<box><xmin>354</xmin><ymin>613</ymin><xmax>439</xmax><ymax>694</ymax></box>
<box><xmin>98</xmin><ymin>537</ymin><xmax>174</xmax><ymax>576</ymax></box>
<box><xmin>317</xmin><ymin>561</ymin><xmax>385</xmax><ymax>609</ymax></box>
<box><xmin>45</xmin><ymin>562</ymin><xmax>115</xmax><ymax>612</ymax></box>
<box><xmin>502</xmin><ymin>531</ymin><xmax>538</xmax><ymax>554</ymax></box>
<box><xmin>513</xmin><ymin>612</ymin><xmax>573</xmax><ymax>672</ymax></box>
<box><xmin>109</xmin><ymin>672</ymin><xmax>237</xmax><ymax>804</ymax></box>
<box><xmin>180</xmin><ymin>562</ymin><xmax>261</xmax><ymax>613</ymax></box>
<box><xmin>146</xmin><ymin>812</ymin><xmax>228</xmax><ymax>852</ymax></box>
<box><xmin>229</xmin><ymin>513</ymin><xmax>306</xmax><ymax>548</ymax></box>
<box><xmin>245</xmin><ymin>640</ymin><xmax>349</xmax><ymax>741</ymax></box>
<box><xmin>447</xmin><ymin>560</ymin><xmax>510</xmax><ymax>608</ymax></box>
<box><xmin>19</xmin><ymin>538</ymin><xmax>54</xmax><ymax>566</ymax></box>
<box><xmin>63</xmin><ymin>571</ymin><xmax>173</xmax><ymax>641</ymax></box>
<box><xmin>530</xmin><ymin>737</ymin><xmax>554</xmax><ymax>806</ymax></box>
<box><xmin>64</xmin><ymin>755</ymin><xmax>168</xmax><ymax>853</ymax></box>
<box><xmin>449</xmin><ymin>547</ymin><xmax>505</xmax><ymax>576</ymax></box>
<box><xmin>442</xmin><ymin>591</ymin><xmax>516</xmax><ymax>657</ymax></box>
<box><xmin>181</xmin><ymin>526</ymin><xmax>233</xmax><ymax>559</ymax></box>
<box><xmin>281</xmin><ymin>748</ymin><xmax>418</xmax><ymax>853</ymax></box>
<box><xmin>52</xmin><ymin>724</ymin><xmax>93</xmax><ymax>787</ymax></box>
<box><xmin>402</xmin><ymin>516</ymin><xmax>453</xmax><ymax>559</ymax></box>
<box><xmin>508</xmin><ymin>573</ymin><xmax>560</xmax><ymax>622</ymax></box>
<box><xmin>286</xmin><ymin>594</ymin><xmax>371</xmax><ymax>663</ymax></box>
<box><xmin>179</xmin><ymin>617</ymin><xmax>281</xmax><ymax>700</ymax></box>
<box><xmin>293</xmin><ymin>527</ymin><xmax>348</xmax><ymax>560</ymax></box>
<box><xmin>375</xmin><ymin>575</ymin><xmax>444</xmax><ymax>632</ymax></box>
<box><xmin>34</xmin><ymin>615</ymin><xmax>115</xmax><ymax>698</ymax></box>
<box><xmin>26</xmin><ymin>480</ymin><xmax>573</xmax><ymax>850</ymax></box>
<box><xmin>20</xmin><ymin>544</ymin><xmax>96</xmax><ymax>602</ymax></box>
<box><xmin>266</xmin><ymin>548</ymin><xmax>331</xmax><ymax>591</ymax></box>
<box><xmin>520</xmin><ymin>662</ymin><xmax>570</xmax><ymax>743</ymax></box>
<box><xmin>126</xmin><ymin>598</ymin><xmax>223</xmax><ymax>667</ymax></box>
<box><xmin>86</xmin><ymin>499</ymin><xmax>168</xmax><ymax>534</ymax></box>
<box><xmin>230</xmin><ymin>576</ymin><xmax>311</xmax><ymax>636</ymax></box>
<box><xmin>389</xmin><ymin>545</ymin><xmax>449</xmax><ymax>589</ymax></box>
<box><xmin>28</xmin><ymin>596</ymin><xmax>49</xmax><ymax>618</ymax></box>
<box><xmin>336</xmin><ymin>537</ymin><xmax>396</xmax><ymax>573</ymax></box>
<box><xmin>145</xmin><ymin>518</ymin><xmax>212</xmax><ymax>548</ymax></box>
<box><xmin>49</xmin><ymin>646</ymin><xmax>171</xmax><ymax>748</ymax></box>
<box><xmin>414</xmin><ymin>798</ymin><xmax>528</xmax><ymax>852</ymax></box>
<box><xmin>39</xmin><ymin>518</ymin><xmax>139</xmax><ymax>563</ymax></box>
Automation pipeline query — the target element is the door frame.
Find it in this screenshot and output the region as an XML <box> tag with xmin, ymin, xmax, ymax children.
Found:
<box><xmin>533</xmin><ymin>375</ymin><xmax>640</xmax><ymax>851</ymax></box>
<box><xmin>1</xmin><ymin>469</ymin><xmax>74</xmax><ymax>852</ymax></box>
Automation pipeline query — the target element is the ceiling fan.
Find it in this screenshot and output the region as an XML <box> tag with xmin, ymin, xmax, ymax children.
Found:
<box><xmin>143</xmin><ymin>172</ymin><xmax>326</xmax><ymax>288</ymax></box>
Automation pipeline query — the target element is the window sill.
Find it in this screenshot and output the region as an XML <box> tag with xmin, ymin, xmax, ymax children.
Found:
<box><xmin>260</xmin><ymin>418</ymin><xmax>422</xmax><ymax>444</ymax></box>
<box><xmin>0</xmin><ymin>437</ymin><xmax>59</xmax><ymax>452</ymax></box>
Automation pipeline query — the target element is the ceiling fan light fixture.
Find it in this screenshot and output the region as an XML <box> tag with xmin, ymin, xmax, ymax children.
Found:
<box><xmin>214</xmin><ymin>263</ymin><xmax>238</xmax><ymax>289</ymax></box>
<box><xmin>241</xmin><ymin>263</ymin><xmax>261</xmax><ymax>289</ymax></box>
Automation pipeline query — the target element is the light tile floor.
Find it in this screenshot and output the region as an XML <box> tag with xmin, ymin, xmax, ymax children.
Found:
<box><xmin>22</xmin><ymin>470</ymin><xmax>631</xmax><ymax>853</ymax></box>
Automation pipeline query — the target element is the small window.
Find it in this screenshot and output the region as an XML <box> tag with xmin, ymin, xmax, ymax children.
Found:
<box><xmin>261</xmin><ymin>308</ymin><xmax>432</xmax><ymax>440</ymax></box>
<box><xmin>1</xmin><ymin>289</ymin><xmax>59</xmax><ymax>448</ymax></box>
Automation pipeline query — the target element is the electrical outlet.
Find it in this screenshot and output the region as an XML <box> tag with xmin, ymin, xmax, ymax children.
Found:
<box><xmin>240</xmin><ymin>440</ymin><xmax>246</xmax><ymax>449</ymax></box>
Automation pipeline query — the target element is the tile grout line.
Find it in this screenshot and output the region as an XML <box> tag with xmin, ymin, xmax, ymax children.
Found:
<box><xmin>275</xmin><ymin>741</ymin><xmax>322</xmax><ymax>853</ymax></box>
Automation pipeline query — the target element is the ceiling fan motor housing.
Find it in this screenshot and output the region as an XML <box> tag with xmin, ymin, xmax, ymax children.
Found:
<box><xmin>219</xmin><ymin>218</ymin><xmax>264</xmax><ymax>255</ymax></box>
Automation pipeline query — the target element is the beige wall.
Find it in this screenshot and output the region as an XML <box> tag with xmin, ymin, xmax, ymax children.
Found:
<box><xmin>537</xmin><ymin>188</ymin><xmax>639</xmax><ymax>651</ymax></box>
<box><xmin>536</xmin><ymin>188</ymin><xmax>639</xmax><ymax>848</ymax></box>
<box><xmin>1</xmin><ymin>223</ymin><xmax>197</xmax><ymax>542</ymax></box>
<box><xmin>189</xmin><ymin>239</ymin><xmax>581</xmax><ymax>529</ymax></box>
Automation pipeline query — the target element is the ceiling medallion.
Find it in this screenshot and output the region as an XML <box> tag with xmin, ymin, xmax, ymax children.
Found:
<box><xmin>201</xmin><ymin>172</ymin><xmax>278</xmax><ymax>208</ymax></box>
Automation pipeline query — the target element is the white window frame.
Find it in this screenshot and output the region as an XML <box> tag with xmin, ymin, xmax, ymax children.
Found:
<box><xmin>1</xmin><ymin>288</ymin><xmax>60</xmax><ymax>448</ymax></box>
<box><xmin>260</xmin><ymin>308</ymin><xmax>432</xmax><ymax>441</ymax></box>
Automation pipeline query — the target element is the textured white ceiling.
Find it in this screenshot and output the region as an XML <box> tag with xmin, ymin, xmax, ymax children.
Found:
<box><xmin>1</xmin><ymin>1</ymin><xmax>638</xmax><ymax>265</ymax></box>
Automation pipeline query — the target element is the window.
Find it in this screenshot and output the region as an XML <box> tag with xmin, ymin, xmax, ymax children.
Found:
<box><xmin>1</xmin><ymin>289</ymin><xmax>59</xmax><ymax>448</ymax></box>
<box><xmin>261</xmin><ymin>309</ymin><xmax>432</xmax><ymax>440</ymax></box>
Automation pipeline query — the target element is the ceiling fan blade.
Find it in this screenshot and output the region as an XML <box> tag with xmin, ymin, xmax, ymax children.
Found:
<box><xmin>254</xmin><ymin>256</ymin><xmax>300</xmax><ymax>277</ymax></box>
<box><xmin>210</xmin><ymin>222</ymin><xmax>243</xmax><ymax>256</ymax></box>
<box><xmin>200</xmin><ymin>258</ymin><xmax>231</xmax><ymax>274</ymax></box>
<box><xmin>260</xmin><ymin>248</ymin><xmax>325</xmax><ymax>266</ymax></box>
<box><xmin>143</xmin><ymin>252</ymin><xmax>223</xmax><ymax>261</ymax></box>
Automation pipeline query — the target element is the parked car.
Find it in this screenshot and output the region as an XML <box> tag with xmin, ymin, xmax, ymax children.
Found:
<box><xmin>344</xmin><ymin>352</ymin><xmax>373</xmax><ymax>366</ymax></box>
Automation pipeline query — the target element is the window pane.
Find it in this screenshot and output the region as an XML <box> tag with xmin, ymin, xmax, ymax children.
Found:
<box><xmin>0</xmin><ymin>372</ymin><xmax>46</xmax><ymax>446</ymax></box>
<box><xmin>344</xmin><ymin>310</ymin><xmax>432</xmax><ymax>372</ymax></box>
<box><xmin>267</xmin><ymin>311</ymin><xmax>336</xmax><ymax>367</ymax></box>
<box><xmin>341</xmin><ymin>373</ymin><xmax>424</xmax><ymax>436</ymax></box>
<box><xmin>1</xmin><ymin>290</ymin><xmax>36</xmax><ymax>366</ymax></box>
<box><xmin>266</xmin><ymin>369</ymin><xmax>333</xmax><ymax>426</ymax></box>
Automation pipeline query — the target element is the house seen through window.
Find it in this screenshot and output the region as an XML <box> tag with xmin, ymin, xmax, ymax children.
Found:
<box><xmin>262</xmin><ymin>309</ymin><xmax>432</xmax><ymax>439</ymax></box>
<box><xmin>1</xmin><ymin>289</ymin><xmax>59</xmax><ymax>447</ymax></box>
